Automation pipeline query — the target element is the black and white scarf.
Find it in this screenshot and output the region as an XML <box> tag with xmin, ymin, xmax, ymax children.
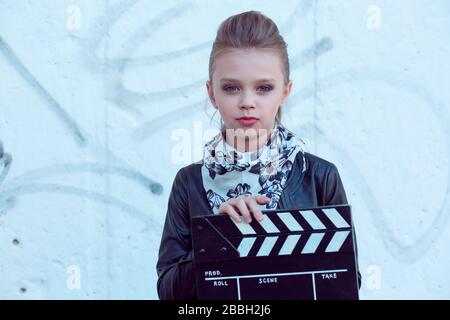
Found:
<box><xmin>201</xmin><ymin>123</ymin><xmax>307</xmax><ymax>214</ymax></box>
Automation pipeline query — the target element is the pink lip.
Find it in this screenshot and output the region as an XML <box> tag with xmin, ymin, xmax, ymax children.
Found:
<box><xmin>238</xmin><ymin>117</ymin><xmax>258</xmax><ymax>126</ymax></box>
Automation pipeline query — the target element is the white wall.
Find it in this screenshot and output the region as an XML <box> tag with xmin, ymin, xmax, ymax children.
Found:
<box><xmin>0</xmin><ymin>0</ymin><xmax>449</xmax><ymax>299</ymax></box>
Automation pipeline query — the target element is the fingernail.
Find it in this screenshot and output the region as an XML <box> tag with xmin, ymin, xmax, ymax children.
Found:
<box><xmin>247</xmin><ymin>218</ymin><xmax>252</xmax><ymax>223</ymax></box>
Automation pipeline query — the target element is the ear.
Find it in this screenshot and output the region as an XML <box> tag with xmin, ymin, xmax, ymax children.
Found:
<box><xmin>206</xmin><ymin>80</ymin><xmax>218</xmax><ymax>109</ymax></box>
<box><xmin>281</xmin><ymin>80</ymin><xmax>293</xmax><ymax>105</ymax></box>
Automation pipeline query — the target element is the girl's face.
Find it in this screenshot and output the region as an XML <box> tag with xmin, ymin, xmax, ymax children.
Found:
<box><xmin>206</xmin><ymin>48</ymin><xmax>292</xmax><ymax>152</ymax></box>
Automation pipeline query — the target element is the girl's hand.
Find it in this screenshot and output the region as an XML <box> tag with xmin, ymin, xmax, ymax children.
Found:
<box><xmin>218</xmin><ymin>195</ymin><xmax>270</xmax><ymax>223</ymax></box>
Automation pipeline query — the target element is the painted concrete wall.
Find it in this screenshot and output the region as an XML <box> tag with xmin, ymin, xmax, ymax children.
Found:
<box><xmin>1</xmin><ymin>0</ymin><xmax>449</xmax><ymax>299</ymax></box>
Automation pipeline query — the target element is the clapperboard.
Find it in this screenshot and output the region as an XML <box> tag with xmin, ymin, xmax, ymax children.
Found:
<box><xmin>191</xmin><ymin>204</ymin><xmax>359</xmax><ymax>300</ymax></box>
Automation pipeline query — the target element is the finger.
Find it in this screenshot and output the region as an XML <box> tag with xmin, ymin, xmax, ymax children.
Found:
<box><xmin>254</xmin><ymin>195</ymin><xmax>271</xmax><ymax>204</ymax></box>
<box><xmin>247</xmin><ymin>198</ymin><xmax>264</xmax><ymax>222</ymax></box>
<box><xmin>219</xmin><ymin>202</ymin><xmax>241</xmax><ymax>223</ymax></box>
<box><xmin>235</xmin><ymin>197</ymin><xmax>252</xmax><ymax>223</ymax></box>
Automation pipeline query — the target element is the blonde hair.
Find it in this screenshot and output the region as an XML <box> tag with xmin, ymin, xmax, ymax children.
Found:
<box><xmin>208</xmin><ymin>10</ymin><xmax>290</xmax><ymax>127</ymax></box>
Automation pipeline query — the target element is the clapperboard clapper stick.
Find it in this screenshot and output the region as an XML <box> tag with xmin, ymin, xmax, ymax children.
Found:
<box><xmin>191</xmin><ymin>204</ymin><xmax>359</xmax><ymax>300</ymax></box>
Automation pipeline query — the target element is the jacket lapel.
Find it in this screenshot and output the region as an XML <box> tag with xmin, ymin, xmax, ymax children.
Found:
<box><xmin>276</xmin><ymin>151</ymin><xmax>307</xmax><ymax>210</ymax></box>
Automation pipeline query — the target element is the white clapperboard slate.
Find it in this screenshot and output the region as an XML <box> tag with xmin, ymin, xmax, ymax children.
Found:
<box><xmin>191</xmin><ymin>204</ymin><xmax>359</xmax><ymax>300</ymax></box>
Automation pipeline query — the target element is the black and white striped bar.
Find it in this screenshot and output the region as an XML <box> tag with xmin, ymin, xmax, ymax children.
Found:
<box><xmin>207</xmin><ymin>206</ymin><xmax>353</xmax><ymax>257</ymax></box>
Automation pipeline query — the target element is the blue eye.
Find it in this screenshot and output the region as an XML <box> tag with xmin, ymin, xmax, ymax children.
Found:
<box><xmin>223</xmin><ymin>85</ymin><xmax>238</xmax><ymax>92</ymax></box>
<box><xmin>258</xmin><ymin>85</ymin><xmax>273</xmax><ymax>92</ymax></box>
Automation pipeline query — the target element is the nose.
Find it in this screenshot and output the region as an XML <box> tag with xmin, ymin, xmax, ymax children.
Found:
<box><xmin>239</xmin><ymin>91</ymin><xmax>256</xmax><ymax>111</ymax></box>
<box><xmin>239</xmin><ymin>104</ymin><xmax>255</xmax><ymax>112</ymax></box>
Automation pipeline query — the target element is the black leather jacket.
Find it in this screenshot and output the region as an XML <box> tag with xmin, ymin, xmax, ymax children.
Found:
<box><xmin>156</xmin><ymin>151</ymin><xmax>361</xmax><ymax>299</ymax></box>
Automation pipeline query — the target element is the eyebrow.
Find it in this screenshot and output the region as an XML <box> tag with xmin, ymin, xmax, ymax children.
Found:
<box><xmin>219</xmin><ymin>78</ymin><xmax>276</xmax><ymax>83</ymax></box>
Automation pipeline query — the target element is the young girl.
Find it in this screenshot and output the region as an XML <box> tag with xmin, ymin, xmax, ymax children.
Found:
<box><xmin>156</xmin><ymin>10</ymin><xmax>360</xmax><ymax>300</ymax></box>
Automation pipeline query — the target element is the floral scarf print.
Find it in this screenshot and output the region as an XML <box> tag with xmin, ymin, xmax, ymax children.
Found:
<box><xmin>201</xmin><ymin>123</ymin><xmax>307</xmax><ymax>214</ymax></box>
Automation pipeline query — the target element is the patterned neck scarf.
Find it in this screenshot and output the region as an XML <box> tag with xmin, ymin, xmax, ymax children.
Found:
<box><xmin>201</xmin><ymin>123</ymin><xmax>307</xmax><ymax>214</ymax></box>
